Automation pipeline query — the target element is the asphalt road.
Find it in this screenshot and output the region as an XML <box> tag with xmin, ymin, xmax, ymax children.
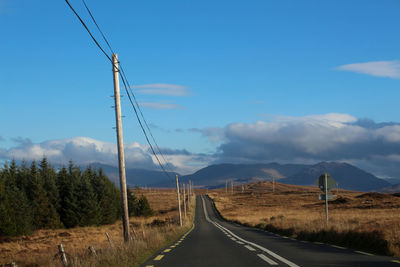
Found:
<box><xmin>142</xmin><ymin>195</ymin><xmax>400</xmax><ymax>267</ymax></box>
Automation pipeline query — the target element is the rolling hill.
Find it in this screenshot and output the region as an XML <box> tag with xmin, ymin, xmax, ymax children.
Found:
<box><xmin>76</xmin><ymin>162</ymin><xmax>391</xmax><ymax>191</ymax></box>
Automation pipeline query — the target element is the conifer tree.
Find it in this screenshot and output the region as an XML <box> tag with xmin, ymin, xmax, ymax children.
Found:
<box><xmin>57</xmin><ymin>166</ymin><xmax>79</xmax><ymax>228</ymax></box>
<box><xmin>17</xmin><ymin>160</ymin><xmax>30</xmax><ymax>193</ymax></box>
<box><xmin>76</xmin><ymin>167</ymin><xmax>101</xmax><ymax>226</ymax></box>
<box><xmin>127</xmin><ymin>187</ymin><xmax>137</xmax><ymax>217</ymax></box>
<box><xmin>136</xmin><ymin>195</ymin><xmax>154</xmax><ymax>217</ymax></box>
<box><xmin>0</xmin><ymin>163</ymin><xmax>33</xmax><ymax>236</ymax></box>
<box><xmin>40</xmin><ymin>157</ymin><xmax>60</xmax><ymax>212</ymax></box>
<box><xmin>0</xmin><ymin>168</ymin><xmax>15</xmax><ymax>236</ymax></box>
<box><xmin>93</xmin><ymin>168</ymin><xmax>119</xmax><ymax>224</ymax></box>
<box><xmin>27</xmin><ymin>161</ymin><xmax>60</xmax><ymax>229</ymax></box>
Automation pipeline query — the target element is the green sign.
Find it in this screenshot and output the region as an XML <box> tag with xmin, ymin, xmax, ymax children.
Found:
<box><xmin>319</xmin><ymin>194</ymin><xmax>335</xmax><ymax>200</ymax></box>
<box><xmin>314</xmin><ymin>173</ymin><xmax>336</xmax><ymax>192</ymax></box>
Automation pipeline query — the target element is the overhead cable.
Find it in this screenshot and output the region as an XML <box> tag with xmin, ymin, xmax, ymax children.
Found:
<box><xmin>65</xmin><ymin>0</ymin><xmax>174</xmax><ymax>181</ymax></box>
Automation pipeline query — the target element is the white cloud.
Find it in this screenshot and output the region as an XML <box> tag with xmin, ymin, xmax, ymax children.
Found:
<box><xmin>0</xmin><ymin>137</ymin><xmax>210</xmax><ymax>174</ymax></box>
<box><xmin>375</xmin><ymin>125</ymin><xmax>400</xmax><ymax>142</ymax></box>
<box><xmin>139</xmin><ymin>102</ymin><xmax>183</xmax><ymax>110</ymax></box>
<box><xmin>135</xmin><ymin>83</ymin><xmax>189</xmax><ymax>96</ymax></box>
<box><xmin>335</xmin><ymin>60</ymin><xmax>400</xmax><ymax>79</ymax></box>
<box><xmin>210</xmin><ymin>113</ymin><xmax>400</xmax><ymax>178</ymax></box>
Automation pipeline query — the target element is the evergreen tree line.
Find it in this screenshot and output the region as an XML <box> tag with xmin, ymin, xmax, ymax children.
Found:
<box><xmin>0</xmin><ymin>158</ymin><xmax>153</xmax><ymax>237</ymax></box>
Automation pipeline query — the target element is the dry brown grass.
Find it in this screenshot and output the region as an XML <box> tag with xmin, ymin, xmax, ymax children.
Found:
<box><xmin>0</xmin><ymin>188</ymin><xmax>195</xmax><ymax>266</ymax></box>
<box><xmin>209</xmin><ymin>181</ymin><xmax>400</xmax><ymax>256</ymax></box>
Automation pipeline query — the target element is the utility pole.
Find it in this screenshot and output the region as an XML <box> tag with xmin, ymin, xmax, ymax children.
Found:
<box><xmin>112</xmin><ymin>54</ymin><xmax>130</xmax><ymax>243</ymax></box>
<box><xmin>176</xmin><ymin>175</ymin><xmax>183</xmax><ymax>227</ymax></box>
<box><xmin>183</xmin><ymin>183</ymin><xmax>187</xmax><ymax>219</ymax></box>
<box><xmin>189</xmin><ymin>180</ymin><xmax>191</xmax><ymax>197</ymax></box>
<box><xmin>272</xmin><ymin>177</ymin><xmax>275</xmax><ymax>193</ymax></box>
<box><xmin>324</xmin><ymin>173</ymin><xmax>329</xmax><ymax>226</ymax></box>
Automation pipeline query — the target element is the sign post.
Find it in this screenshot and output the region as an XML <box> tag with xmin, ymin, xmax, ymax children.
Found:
<box><xmin>324</xmin><ymin>173</ymin><xmax>329</xmax><ymax>225</ymax></box>
<box><xmin>315</xmin><ymin>173</ymin><xmax>337</xmax><ymax>226</ymax></box>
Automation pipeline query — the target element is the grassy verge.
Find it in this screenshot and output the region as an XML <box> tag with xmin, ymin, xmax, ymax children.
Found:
<box><xmin>71</xmin><ymin>194</ymin><xmax>196</xmax><ymax>267</ymax></box>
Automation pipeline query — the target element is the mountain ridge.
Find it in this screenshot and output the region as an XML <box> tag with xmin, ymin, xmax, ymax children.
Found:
<box><xmin>10</xmin><ymin>160</ymin><xmax>389</xmax><ymax>192</ymax></box>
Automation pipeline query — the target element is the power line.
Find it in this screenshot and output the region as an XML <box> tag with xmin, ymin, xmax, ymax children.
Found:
<box><xmin>65</xmin><ymin>0</ymin><xmax>175</xmax><ymax>181</ymax></box>
<box><xmin>79</xmin><ymin>0</ymin><xmax>175</xmax><ymax>176</ymax></box>
<box><xmin>81</xmin><ymin>0</ymin><xmax>114</xmax><ymax>55</ymax></box>
<box><xmin>64</xmin><ymin>0</ymin><xmax>111</xmax><ymax>62</ymax></box>
<box><xmin>119</xmin><ymin>74</ymin><xmax>174</xmax><ymax>181</ymax></box>
<box><xmin>119</xmin><ymin>65</ymin><xmax>176</xmax><ymax>173</ymax></box>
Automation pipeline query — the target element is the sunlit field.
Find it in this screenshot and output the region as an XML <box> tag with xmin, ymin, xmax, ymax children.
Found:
<box><xmin>209</xmin><ymin>182</ymin><xmax>400</xmax><ymax>256</ymax></box>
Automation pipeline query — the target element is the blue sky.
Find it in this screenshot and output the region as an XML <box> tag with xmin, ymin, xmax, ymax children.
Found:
<box><xmin>1</xmin><ymin>0</ymin><xmax>400</xmax><ymax>177</ymax></box>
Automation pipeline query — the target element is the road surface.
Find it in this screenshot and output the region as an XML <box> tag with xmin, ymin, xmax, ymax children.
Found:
<box><xmin>142</xmin><ymin>195</ymin><xmax>400</xmax><ymax>266</ymax></box>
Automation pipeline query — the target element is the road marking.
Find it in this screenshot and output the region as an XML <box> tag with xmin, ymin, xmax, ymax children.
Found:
<box><xmin>392</xmin><ymin>260</ymin><xmax>400</xmax><ymax>264</ymax></box>
<box><xmin>236</xmin><ymin>241</ymin><xmax>245</xmax><ymax>244</ymax></box>
<box><xmin>244</xmin><ymin>245</ymin><xmax>256</xmax><ymax>251</ymax></box>
<box><xmin>170</xmin><ymin>245</ymin><xmax>176</xmax><ymax>248</ymax></box>
<box><xmin>257</xmin><ymin>254</ymin><xmax>278</xmax><ymax>265</ymax></box>
<box><xmin>164</xmin><ymin>249</ymin><xmax>171</xmax><ymax>252</ymax></box>
<box><xmin>154</xmin><ymin>255</ymin><xmax>164</xmax><ymax>261</ymax></box>
<box><xmin>314</xmin><ymin>242</ymin><xmax>324</xmax><ymax>244</ymax></box>
<box><xmin>214</xmin><ymin>221</ymin><xmax>300</xmax><ymax>267</ymax></box>
<box><xmin>231</xmin><ymin>238</ymin><xmax>237</xmax><ymax>241</ymax></box>
<box><xmin>201</xmin><ymin>196</ymin><xmax>300</xmax><ymax>267</ymax></box>
<box><xmin>355</xmin><ymin>250</ymin><xmax>374</xmax><ymax>256</ymax></box>
<box><xmin>331</xmin><ymin>245</ymin><xmax>346</xmax><ymax>250</ymax></box>
<box><xmin>145</xmin><ymin>265</ymin><xmax>154</xmax><ymax>267</ymax></box>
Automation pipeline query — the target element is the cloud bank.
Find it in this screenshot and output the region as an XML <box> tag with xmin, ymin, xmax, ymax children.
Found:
<box><xmin>208</xmin><ymin>113</ymin><xmax>400</xmax><ymax>178</ymax></box>
<box><xmin>336</xmin><ymin>60</ymin><xmax>400</xmax><ymax>79</ymax></box>
<box><xmin>3</xmin><ymin>113</ymin><xmax>400</xmax><ymax>178</ymax></box>
<box><xmin>0</xmin><ymin>137</ymin><xmax>209</xmax><ymax>174</ymax></box>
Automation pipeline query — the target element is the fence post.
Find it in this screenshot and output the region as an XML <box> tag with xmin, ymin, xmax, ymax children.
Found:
<box><xmin>105</xmin><ymin>232</ymin><xmax>113</xmax><ymax>248</ymax></box>
<box><xmin>58</xmin><ymin>244</ymin><xmax>68</xmax><ymax>267</ymax></box>
<box><xmin>88</xmin><ymin>246</ymin><xmax>97</xmax><ymax>257</ymax></box>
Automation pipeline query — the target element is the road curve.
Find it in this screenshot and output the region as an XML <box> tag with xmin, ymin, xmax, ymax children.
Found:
<box><xmin>142</xmin><ymin>195</ymin><xmax>400</xmax><ymax>267</ymax></box>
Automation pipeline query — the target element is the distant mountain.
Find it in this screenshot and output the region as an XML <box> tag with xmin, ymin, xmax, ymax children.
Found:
<box><xmin>88</xmin><ymin>161</ymin><xmax>391</xmax><ymax>191</ymax></box>
<box><xmin>91</xmin><ymin>163</ymin><xmax>179</xmax><ymax>188</ymax></box>
<box><xmin>282</xmin><ymin>162</ymin><xmax>390</xmax><ymax>192</ymax></box>
<box><xmin>181</xmin><ymin>163</ymin><xmax>309</xmax><ymax>187</ymax></box>
<box><xmin>181</xmin><ymin>162</ymin><xmax>390</xmax><ymax>191</ymax></box>
<box><xmin>383</xmin><ymin>178</ymin><xmax>400</xmax><ymax>185</ymax></box>
<box><xmin>380</xmin><ymin>183</ymin><xmax>400</xmax><ymax>193</ymax></box>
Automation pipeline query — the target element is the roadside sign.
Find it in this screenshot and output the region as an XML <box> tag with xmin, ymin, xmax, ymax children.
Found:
<box><xmin>319</xmin><ymin>194</ymin><xmax>335</xmax><ymax>201</ymax></box>
<box><xmin>314</xmin><ymin>173</ymin><xmax>336</xmax><ymax>192</ymax></box>
<box><xmin>315</xmin><ymin>172</ymin><xmax>337</xmax><ymax>226</ymax></box>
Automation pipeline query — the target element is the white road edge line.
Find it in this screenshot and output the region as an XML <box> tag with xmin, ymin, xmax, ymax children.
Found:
<box><xmin>201</xmin><ymin>196</ymin><xmax>300</xmax><ymax>267</ymax></box>
<box><xmin>258</xmin><ymin>254</ymin><xmax>278</xmax><ymax>265</ymax></box>
<box><xmin>245</xmin><ymin>245</ymin><xmax>256</xmax><ymax>251</ymax></box>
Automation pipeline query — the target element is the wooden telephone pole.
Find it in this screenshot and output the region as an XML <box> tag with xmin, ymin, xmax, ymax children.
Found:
<box><xmin>112</xmin><ymin>54</ymin><xmax>130</xmax><ymax>242</ymax></box>
<box><xmin>183</xmin><ymin>183</ymin><xmax>187</xmax><ymax>219</ymax></box>
<box><xmin>176</xmin><ymin>175</ymin><xmax>183</xmax><ymax>227</ymax></box>
<box><xmin>324</xmin><ymin>173</ymin><xmax>329</xmax><ymax>226</ymax></box>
